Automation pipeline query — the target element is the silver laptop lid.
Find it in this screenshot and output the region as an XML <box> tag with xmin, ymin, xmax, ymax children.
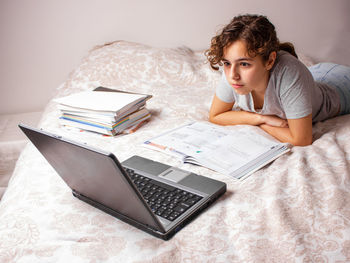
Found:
<box><xmin>19</xmin><ymin>124</ymin><xmax>165</xmax><ymax>233</ymax></box>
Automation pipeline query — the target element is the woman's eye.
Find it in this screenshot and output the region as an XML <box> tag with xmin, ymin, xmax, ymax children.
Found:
<box><xmin>240</xmin><ymin>62</ymin><xmax>250</xmax><ymax>67</ymax></box>
<box><xmin>223</xmin><ymin>61</ymin><xmax>231</xmax><ymax>67</ymax></box>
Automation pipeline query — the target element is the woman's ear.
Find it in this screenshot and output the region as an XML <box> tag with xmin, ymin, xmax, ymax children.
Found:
<box><xmin>266</xmin><ymin>51</ymin><xmax>277</xmax><ymax>70</ymax></box>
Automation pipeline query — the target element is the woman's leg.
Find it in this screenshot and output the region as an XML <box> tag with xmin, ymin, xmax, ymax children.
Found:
<box><xmin>309</xmin><ymin>63</ymin><xmax>350</xmax><ymax>115</ymax></box>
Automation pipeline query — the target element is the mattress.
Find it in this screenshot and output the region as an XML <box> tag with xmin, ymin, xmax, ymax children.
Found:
<box><xmin>1</xmin><ymin>41</ymin><xmax>349</xmax><ymax>262</ymax></box>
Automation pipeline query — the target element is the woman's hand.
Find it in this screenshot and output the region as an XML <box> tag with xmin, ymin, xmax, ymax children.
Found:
<box><xmin>261</xmin><ymin>115</ymin><xmax>289</xmax><ymax>128</ymax></box>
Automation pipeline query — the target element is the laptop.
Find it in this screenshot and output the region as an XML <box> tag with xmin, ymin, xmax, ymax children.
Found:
<box><xmin>19</xmin><ymin>124</ymin><xmax>226</xmax><ymax>240</ymax></box>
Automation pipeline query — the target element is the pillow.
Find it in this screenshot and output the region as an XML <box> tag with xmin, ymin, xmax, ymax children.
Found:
<box><xmin>55</xmin><ymin>41</ymin><xmax>221</xmax><ymax>98</ymax></box>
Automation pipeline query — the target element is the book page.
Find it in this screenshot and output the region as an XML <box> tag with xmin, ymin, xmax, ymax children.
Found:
<box><xmin>192</xmin><ymin>131</ymin><xmax>276</xmax><ymax>174</ymax></box>
<box><xmin>144</xmin><ymin>122</ymin><xmax>227</xmax><ymax>156</ymax></box>
<box><xmin>144</xmin><ymin>122</ymin><xmax>288</xmax><ymax>177</ymax></box>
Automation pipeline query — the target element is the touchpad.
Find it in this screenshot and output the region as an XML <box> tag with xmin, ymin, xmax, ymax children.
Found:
<box><xmin>158</xmin><ymin>168</ymin><xmax>189</xmax><ymax>183</ymax></box>
<box><xmin>122</xmin><ymin>155</ymin><xmax>170</xmax><ymax>175</ymax></box>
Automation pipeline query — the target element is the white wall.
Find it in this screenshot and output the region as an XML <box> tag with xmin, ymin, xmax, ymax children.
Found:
<box><xmin>1</xmin><ymin>0</ymin><xmax>349</xmax><ymax>114</ymax></box>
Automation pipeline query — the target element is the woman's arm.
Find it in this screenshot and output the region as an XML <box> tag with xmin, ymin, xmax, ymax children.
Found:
<box><xmin>209</xmin><ymin>95</ymin><xmax>265</xmax><ymax>126</ymax></box>
<box><xmin>209</xmin><ymin>95</ymin><xmax>289</xmax><ymax>127</ymax></box>
<box><xmin>260</xmin><ymin>114</ymin><xmax>313</xmax><ymax>146</ymax></box>
<box><xmin>209</xmin><ymin>95</ymin><xmax>312</xmax><ymax>146</ymax></box>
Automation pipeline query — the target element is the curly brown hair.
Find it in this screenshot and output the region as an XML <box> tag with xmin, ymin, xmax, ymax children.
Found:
<box><xmin>205</xmin><ymin>14</ymin><xmax>297</xmax><ymax>70</ymax></box>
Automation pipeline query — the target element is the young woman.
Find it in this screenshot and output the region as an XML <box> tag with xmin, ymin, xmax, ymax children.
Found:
<box><xmin>206</xmin><ymin>14</ymin><xmax>350</xmax><ymax>146</ymax></box>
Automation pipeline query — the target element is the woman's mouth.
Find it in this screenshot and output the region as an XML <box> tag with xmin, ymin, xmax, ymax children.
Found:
<box><xmin>231</xmin><ymin>83</ymin><xmax>243</xmax><ymax>89</ymax></box>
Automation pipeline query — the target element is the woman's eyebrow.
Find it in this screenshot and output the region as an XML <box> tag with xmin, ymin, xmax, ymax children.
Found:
<box><xmin>237</xmin><ymin>57</ymin><xmax>253</xmax><ymax>61</ymax></box>
<box><xmin>222</xmin><ymin>57</ymin><xmax>253</xmax><ymax>63</ymax></box>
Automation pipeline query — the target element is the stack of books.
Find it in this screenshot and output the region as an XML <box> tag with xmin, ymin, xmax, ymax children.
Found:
<box><xmin>54</xmin><ymin>87</ymin><xmax>152</xmax><ymax>136</ymax></box>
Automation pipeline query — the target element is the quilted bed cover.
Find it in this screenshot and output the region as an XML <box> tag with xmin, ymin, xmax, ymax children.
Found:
<box><xmin>1</xmin><ymin>41</ymin><xmax>350</xmax><ymax>263</ymax></box>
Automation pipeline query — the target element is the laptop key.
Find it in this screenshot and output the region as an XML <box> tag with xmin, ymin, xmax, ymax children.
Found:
<box><xmin>175</xmin><ymin>201</ymin><xmax>193</xmax><ymax>212</ymax></box>
<box><xmin>174</xmin><ymin>206</ymin><xmax>186</xmax><ymax>214</ymax></box>
<box><xmin>179</xmin><ymin>201</ymin><xmax>191</xmax><ymax>209</ymax></box>
<box><xmin>168</xmin><ymin>211</ymin><xmax>180</xmax><ymax>221</ymax></box>
<box><xmin>150</xmin><ymin>179</ymin><xmax>176</xmax><ymax>192</ymax></box>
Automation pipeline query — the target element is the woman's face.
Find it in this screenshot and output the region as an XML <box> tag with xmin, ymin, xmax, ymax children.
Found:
<box><xmin>222</xmin><ymin>40</ymin><xmax>275</xmax><ymax>96</ymax></box>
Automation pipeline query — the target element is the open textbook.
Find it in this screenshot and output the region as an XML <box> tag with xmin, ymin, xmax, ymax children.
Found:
<box><xmin>143</xmin><ymin>122</ymin><xmax>291</xmax><ymax>179</ymax></box>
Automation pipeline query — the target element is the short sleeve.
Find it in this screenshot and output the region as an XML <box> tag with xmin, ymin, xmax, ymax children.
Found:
<box><xmin>215</xmin><ymin>72</ymin><xmax>235</xmax><ymax>103</ymax></box>
<box><xmin>278</xmin><ymin>60</ymin><xmax>313</xmax><ymax>119</ymax></box>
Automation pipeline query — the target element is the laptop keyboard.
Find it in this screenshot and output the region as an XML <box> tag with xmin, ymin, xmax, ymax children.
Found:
<box><xmin>125</xmin><ymin>168</ymin><xmax>202</xmax><ymax>221</ymax></box>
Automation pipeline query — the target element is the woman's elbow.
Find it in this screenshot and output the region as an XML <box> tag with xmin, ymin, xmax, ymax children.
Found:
<box><xmin>208</xmin><ymin>112</ymin><xmax>220</xmax><ymax>124</ymax></box>
<box><xmin>292</xmin><ymin>141</ymin><xmax>312</xmax><ymax>147</ymax></box>
<box><xmin>290</xmin><ymin>137</ymin><xmax>313</xmax><ymax>146</ymax></box>
<box><xmin>208</xmin><ymin>114</ymin><xmax>216</xmax><ymax>124</ymax></box>
<box><xmin>208</xmin><ymin>114</ymin><xmax>226</xmax><ymax>126</ymax></box>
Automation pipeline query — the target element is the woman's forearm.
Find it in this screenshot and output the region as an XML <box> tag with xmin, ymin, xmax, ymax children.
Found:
<box><xmin>210</xmin><ymin>111</ymin><xmax>296</xmax><ymax>143</ymax></box>
<box><xmin>259</xmin><ymin>124</ymin><xmax>293</xmax><ymax>143</ymax></box>
<box><xmin>209</xmin><ymin>110</ymin><xmax>264</xmax><ymax>126</ymax></box>
<box><xmin>259</xmin><ymin>123</ymin><xmax>312</xmax><ymax>146</ymax></box>
<box><xmin>260</xmin><ymin>114</ymin><xmax>313</xmax><ymax>146</ymax></box>
<box><xmin>209</xmin><ymin>103</ymin><xmax>313</xmax><ymax>146</ymax></box>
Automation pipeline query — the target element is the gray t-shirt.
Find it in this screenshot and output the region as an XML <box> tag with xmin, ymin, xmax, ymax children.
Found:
<box><xmin>216</xmin><ymin>51</ymin><xmax>340</xmax><ymax>123</ymax></box>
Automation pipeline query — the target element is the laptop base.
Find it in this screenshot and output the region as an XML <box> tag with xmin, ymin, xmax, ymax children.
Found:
<box><xmin>73</xmin><ymin>189</ymin><xmax>223</xmax><ymax>240</ymax></box>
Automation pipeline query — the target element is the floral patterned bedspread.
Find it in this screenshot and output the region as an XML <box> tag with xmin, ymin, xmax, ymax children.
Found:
<box><xmin>1</xmin><ymin>41</ymin><xmax>350</xmax><ymax>263</ymax></box>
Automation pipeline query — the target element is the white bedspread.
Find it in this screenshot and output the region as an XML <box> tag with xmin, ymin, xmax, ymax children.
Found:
<box><xmin>1</xmin><ymin>41</ymin><xmax>350</xmax><ymax>262</ymax></box>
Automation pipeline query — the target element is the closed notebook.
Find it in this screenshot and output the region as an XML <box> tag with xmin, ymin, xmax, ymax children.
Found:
<box><xmin>54</xmin><ymin>91</ymin><xmax>151</xmax><ymax>114</ymax></box>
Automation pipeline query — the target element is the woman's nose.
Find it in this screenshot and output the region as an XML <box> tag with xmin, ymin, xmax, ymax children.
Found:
<box><xmin>230</xmin><ymin>66</ymin><xmax>240</xmax><ymax>80</ymax></box>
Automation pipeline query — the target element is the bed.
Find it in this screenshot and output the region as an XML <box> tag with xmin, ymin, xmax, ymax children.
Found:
<box><xmin>1</xmin><ymin>40</ymin><xmax>350</xmax><ymax>262</ymax></box>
